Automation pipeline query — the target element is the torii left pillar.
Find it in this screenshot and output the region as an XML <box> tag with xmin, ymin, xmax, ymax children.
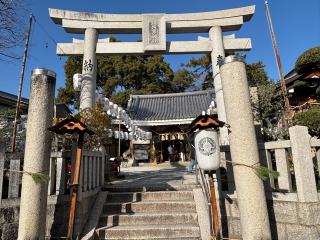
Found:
<box><xmin>80</xmin><ymin>28</ymin><xmax>98</xmax><ymax>110</ymax></box>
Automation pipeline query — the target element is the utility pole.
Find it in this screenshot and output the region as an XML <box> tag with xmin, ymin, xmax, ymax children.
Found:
<box><xmin>264</xmin><ymin>0</ymin><xmax>292</xmax><ymax>127</ymax></box>
<box><xmin>11</xmin><ymin>15</ymin><xmax>33</xmax><ymax>152</ymax></box>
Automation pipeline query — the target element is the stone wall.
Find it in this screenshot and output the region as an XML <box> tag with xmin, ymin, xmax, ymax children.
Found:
<box><xmin>0</xmin><ymin>189</ymin><xmax>99</xmax><ymax>240</ymax></box>
<box><xmin>0</xmin><ymin>199</ymin><xmax>19</xmax><ymax>240</ymax></box>
<box><xmin>221</xmin><ymin>193</ymin><xmax>320</xmax><ymax>240</ymax></box>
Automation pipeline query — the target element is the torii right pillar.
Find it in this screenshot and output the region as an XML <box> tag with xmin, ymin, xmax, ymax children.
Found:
<box><xmin>219</xmin><ymin>55</ymin><xmax>271</xmax><ymax>239</ymax></box>
<box><xmin>209</xmin><ymin>26</ymin><xmax>228</xmax><ymax>145</ymax></box>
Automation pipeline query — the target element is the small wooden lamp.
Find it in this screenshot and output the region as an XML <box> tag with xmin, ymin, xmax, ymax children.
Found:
<box><xmin>48</xmin><ymin>116</ymin><xmax>94</xmax><ymax>240</ymax></box>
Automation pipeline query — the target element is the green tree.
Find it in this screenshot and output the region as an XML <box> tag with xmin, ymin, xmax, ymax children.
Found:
<box><xmin>57</xmin><ymin>50</ymin><xmax>194</xmax><ymax>108</ymax></box>
<box><xmin>245</xmin><ymin>62</ymin><xmax>284</xmax><ymax>131</ymax></box>
<box><xmin>293</xmin><ymin>108</ymin><xmax>320</xmax><ymax>137</ymax></box>
<box><xmin>79</xmin><ymin>102</ymin><xmax>112</xmax><ymax>149</ymax></box>
<box><xmin>293</xmin><ymin>46</ymin><xmax>320</xmax><ymax>97</ymax></box>
<box><xmin>181</xmin><ymin>54</ymin><xmax>213</xmax><ymax>90</ymax></box>
<box><xmin>295</xmin><ymin>46</ymin><xmax>320</xmax><ymax>74</ymax></box>
<box><xmin>181</xmin><ymin>56</ymin><xmax>284</xmax><ymax>139</ymax></box>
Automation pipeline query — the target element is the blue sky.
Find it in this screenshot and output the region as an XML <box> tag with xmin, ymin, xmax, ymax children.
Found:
<box><xmin>1</xmin><ymin>0</ymin><xmax>319</xmax><ymax>98</ymax></box>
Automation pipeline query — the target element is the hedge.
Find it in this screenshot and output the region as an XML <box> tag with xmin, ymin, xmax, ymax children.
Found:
<box><xmin>293</xmin><ymin>108</ymin><xmax>320</xmax><ymax>137</ymax></box>
<box><xmin>295</xmin><ymin>46</ymin><xmax>320</xmax><ymax>74</ymax></box>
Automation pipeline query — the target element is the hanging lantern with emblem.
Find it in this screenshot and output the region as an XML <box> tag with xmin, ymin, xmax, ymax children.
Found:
<box><xmin>191</xmin><ymin>114</ymin><xmax>227</xmax><ymax>171</ymax></box>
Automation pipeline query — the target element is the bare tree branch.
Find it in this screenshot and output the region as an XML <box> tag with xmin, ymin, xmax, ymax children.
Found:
<box><xmin>0</xmin><ymin>0</ymin><xmax>28</xmax><ymax>56</ymax></box>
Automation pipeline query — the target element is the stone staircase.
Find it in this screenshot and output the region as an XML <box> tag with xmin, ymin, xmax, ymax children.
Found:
<box><xmin>95</xmin><ymin>189</ymin><xmax>201</xmax><ymax>240</ymax></box>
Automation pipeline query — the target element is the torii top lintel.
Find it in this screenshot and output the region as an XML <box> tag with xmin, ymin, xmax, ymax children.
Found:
<box><xmin>49</xmin><ymin>5</ymin><xmax>255</xmax><ymax>34</ymax></box>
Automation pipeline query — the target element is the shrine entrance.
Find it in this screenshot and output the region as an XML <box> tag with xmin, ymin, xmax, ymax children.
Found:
<box><xmin>49</xmin><ymin>5</ymin><xmax>255</xmax><ymax>145</ymax></box>
<box><xmin>49</xmin><ymin>6</ymin><xmax>275</xmax><ymax>240</ymax></box>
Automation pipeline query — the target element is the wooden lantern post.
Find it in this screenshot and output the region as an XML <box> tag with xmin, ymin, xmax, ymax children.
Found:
<box><xmin>191</xmin><ymin>114</ymin><xmax>227</xmax><ymax>239</ymax></box>
<box><xmin>209</xmin><ymin>174</ymin><xmax>221</xmax><ymax>239</ymax></box>
<box><xmin>48</xmin><ymin>117</ymin><xmax>94</xmax><ymax>240</ymax></box>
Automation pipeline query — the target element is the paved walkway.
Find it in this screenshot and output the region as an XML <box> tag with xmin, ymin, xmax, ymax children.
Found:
<box><xmin>106</xmin><ymin>161</ymin><xmax>199</xmax><ymax>191</ymax></box>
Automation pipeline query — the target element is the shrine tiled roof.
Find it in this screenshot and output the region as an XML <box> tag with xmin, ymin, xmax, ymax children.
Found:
<box><xmin>0</xmin><ymin>90</ymin><xmax>29</xmax><ymax>105</ymax></box>
<box><xmin>127</xmin><ymin>90</ymin><xmax>214</xmax><ymax>125</ymax></box>
<box><xmin>0</xmin><ymin>90</ymin><xmax>71</xmax><ymax>118</ymax></box>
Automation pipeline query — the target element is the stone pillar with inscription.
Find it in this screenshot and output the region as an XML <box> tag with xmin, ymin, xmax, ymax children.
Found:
<box><xmin>209</xmin><ymin>26</ymin><xmax>228</xmax><ymax>145</ymax></box>
<box><xmin>18</xmin><ymin>68</ymin><xmax>56</xmax><ymax>240</ymax></box>
<box><xmin>80</xmin><ymin>28</ymin><xmax>98</xmax><ymax>110</ymax></box>
<box><xmin>219</xmin><ymin>56</ymin><xmax>271</xmax><ymax>240</ymax></box>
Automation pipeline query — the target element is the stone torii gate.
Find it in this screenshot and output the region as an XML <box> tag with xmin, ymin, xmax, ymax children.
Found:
<box><xmin>49</xmin><ymin>5</ymin><xmax>254</xmax><ymax>145</ymax></box>
<box><xmin>48</xmin><ymin>6</ymin><xmax>272</xmax><ymax>240</ymax></box>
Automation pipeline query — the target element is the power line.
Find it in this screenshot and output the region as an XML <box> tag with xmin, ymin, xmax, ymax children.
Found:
<box><xmin>0</xmin><ymin>52</ymin><xmax>22</xmax><ymax>60</ymax></box>
<box><xmin>27</xmin><ymin>17</ymin><xmax>45</xmax><ymax>65</ymax></box>
<box><xmin>32</xmin><ymin>15</ymin><xmax>66</xmax><ymax>57</ymax></box>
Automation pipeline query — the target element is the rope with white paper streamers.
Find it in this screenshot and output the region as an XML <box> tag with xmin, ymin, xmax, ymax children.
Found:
<box><xmin>73</xmin><ymin>73</ymin><xmax>215</xmax><ymax>141</ymax></box>
<box><xmin>95</xmin><ymin>90</ymin><xmax>152</xmax><ymax>141</ymax></box>
<box><xmin>96</xmin><ymin>90</ymin><xmax>215</xmax><ymax>140</ymax></box>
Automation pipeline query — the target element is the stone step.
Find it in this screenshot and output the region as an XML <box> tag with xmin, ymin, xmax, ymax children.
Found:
<box><xmin>103</xmin><ymin>184</ymin><xmax>200</xmax><ymax>193</ymax></box>
<box><xmin>103</xmin><ymin>201</ymin><xmax>196</xmax><ymax>214</ymax></box>
<box><xmin>97</xmin><ymin>224</ymin><xmax>201</xmax><ymax>239</ymax></box>
<box><xmin>98</xmin><ymin>212</ymin><xmax>198</xmax><ymax>227</ymax></box>
<box><xmin>107</xmin><ymin>191</ymin><xmax>194</xmax><ymax>203</ymax></box>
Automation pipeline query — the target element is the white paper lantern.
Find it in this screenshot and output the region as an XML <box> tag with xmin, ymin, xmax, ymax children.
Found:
<box><xmin>124</xmin><ymin>132</ymin><xmax>129</xmax><ymax>140</ymax></box>
<box><xmin>114</xmin><ymin>131</ymin><xmax>119</xmax><ymax>139</ymax></box>
<box><xmin>117</xmin><ymin>107</ymin><xmax>123</xmax><ymax>119</ymax></box>
<box><xmin>113</xmin><ymin>104</ymin><xmax>118</xmax><ymax>112</ymax></box>
<box><xmin>120</xmin><ymin>131</ymin><xmax>124</xmax><ymax>139</ymax></box>
<box><xmin>107</xmin><ymin>130</ymin><xmax>113</xmax><ymax>138</ymax></box>
<box><xmin>110</xmin><ymin>108</ymin><xmax>116</xmax><ymax>117</ymax></box>
<box><xmin>194</xmin><ymin>129</ymin><xmax>220</xmax><ymax>170</ymax></box>
<box><xmin>126</xmin><ymin>119</ymin><xmax>130</xmax><ymax>127</ymax></box>
<box><xmin>109</xmin><ymin>102</ymin><xmax>114</xmax><ymax>110</ymax></box>
<box><xmin>73</xmin><ymin>73</ymin><xmax>82</xmax><ymax>91</ymax></box>
<box><xmin>128</xmin><ymin>132</ymin><xmax>133</xmax><ymax>140</ymax></box>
